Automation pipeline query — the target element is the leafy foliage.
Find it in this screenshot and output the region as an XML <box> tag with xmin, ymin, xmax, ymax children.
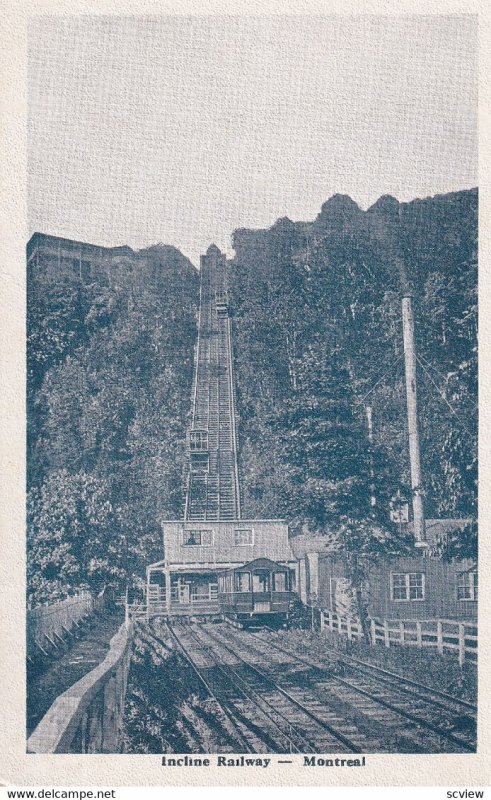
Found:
<box><xmin>231</xmin><ymin>189</ymin><xmax>478</xmax><ymax>541</ymax></box>
<box><xmin>27</xmin><ymin>244</ymin><xmax>198</xmax><ymax>604</ymax></box>
<box><xmin>27</xmin><ymin>188</ymin><xmax>477</xmax><ymax>605</ymax></box>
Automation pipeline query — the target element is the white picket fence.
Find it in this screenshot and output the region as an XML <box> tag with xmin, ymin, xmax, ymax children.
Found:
<box><xmin>320</xmin><ymin>609</ymin><xmax>477</xmax><ymax>665</ymax></box>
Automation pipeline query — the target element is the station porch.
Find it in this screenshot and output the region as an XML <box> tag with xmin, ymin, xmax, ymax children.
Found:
<box><xmin>143</xmin><ymin>561</ymin><xmax>225</xmax><ymax>618</ymax></box>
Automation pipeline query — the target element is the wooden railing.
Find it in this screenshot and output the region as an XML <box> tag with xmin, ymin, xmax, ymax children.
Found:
<box><xmin>320</xmin><ymin>610</ymin><xmax>477</xmax><ymax>665</ymax></box>
<box><xmin>27</xmin><ymin>591</ymin><xmax>104</xmax><ymax>659</ymax></box>
<box><xmin>27</xmin><ymin>621</ymin><xmax>133</xmax><ymax>753</ymax></box>
<box><xmin>127</xmin><ymin>595</ymin><xmax>220</xmax><ymax>620</ymax></box>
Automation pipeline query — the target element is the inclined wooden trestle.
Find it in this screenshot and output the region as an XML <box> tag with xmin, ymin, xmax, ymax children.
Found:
<box><xmin>185</xmin><ymin>245</ymin><xmax>241</xmax><ymax>522</ymax></box>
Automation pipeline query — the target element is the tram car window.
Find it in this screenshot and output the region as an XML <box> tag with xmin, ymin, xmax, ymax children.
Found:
<box><xmin>235</xmin><ymin>573</ymin><xmax>250</xmax><ymax>592</ymax></box>
<box><xmin>217</xmin><ymin>557</ymin><xmax>292</xmax><ymax>628</ymax></box>
<box><xmin>252</xmin><ymin>572</ymin><xmax>269</xmax><ymax>592</ymax></box>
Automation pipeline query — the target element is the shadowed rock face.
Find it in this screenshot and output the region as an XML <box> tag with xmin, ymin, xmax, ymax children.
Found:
<box><xmin>317</xmin><ymin>193</ymin><xmax>363</xmax><ymax>217</ymax></box>
<box><xmin>367</xmin><ymin>194</ymin><xmax>400</xmax><ymax>215</ymax></box>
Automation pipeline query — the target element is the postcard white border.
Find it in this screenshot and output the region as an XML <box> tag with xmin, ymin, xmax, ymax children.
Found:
<box><xmin>1</xmin><ymin>0</ymin><xmax>489</xmax><ymax>787</ymax></box>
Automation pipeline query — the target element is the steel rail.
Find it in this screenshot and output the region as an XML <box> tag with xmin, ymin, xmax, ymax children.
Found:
<box><xmin>165</xmin><ymin>623</ymin><xmax>254</xmax><ymax>753</ymax></box>
<box><xmin>181</xmin><ymin>625</ymin><xmax>315</xmax><ymax>753</ymax></box>
<box><xmin>254</xmin><ymin>629</ymin><xmax>477</xmax><ymax>712</ymax></box>
<box><xmin>237</xmin><ymin>629</ymin><xmax>476</xmax><ymax>753</ymax></box>
<box><xmin>199</xmin><ymin>625</ymin><xmax>362</xmax><ymax>753</ymax></box>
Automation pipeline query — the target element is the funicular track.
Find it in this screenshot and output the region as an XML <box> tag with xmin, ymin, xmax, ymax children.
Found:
<box><xmin>216</xmin><ymin>625</ymin><xmax>477</xmax><ymax>753</ymax></box>
<box><xmin>186</xmin><ymin>245</ymin><xmax>240</xmax><ymax>522</ymax></box>
<box><xmin>165</xmin><ymin>621</ymin><xmax>366</xmax><ymax>754</ymax></box>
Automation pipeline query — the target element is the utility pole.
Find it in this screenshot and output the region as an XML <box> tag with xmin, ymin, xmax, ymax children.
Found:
<box><xmin>396</xmin><ymin>256</ymin><xmax>427</xmax><ymax>548</ymax></box>
<box><xmin>365</xmin><ymin>405</ymin><xmax>377</xmax><ymax>509</ymax></box>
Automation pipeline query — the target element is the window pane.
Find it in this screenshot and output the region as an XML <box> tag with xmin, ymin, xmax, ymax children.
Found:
<box><xmin>457</xmin><ymin>585</ymin><xmax>470</xmax><ymax>600</ymax></box>
<box><xmin>235</xmin><ymin>529</ymin><xmax>253</xmax><ymax>545</ymax></box>
<box><xmin>391</xmin><ymin>574</ymin><xmax>408</xmax><ymax>600</ymax></box>
<box><xmin>274</xmin><ymin>573</ymin><xmax>286</xmax><ymax>591</ymax></box>
<box><xmin>183</xmin><ymin>530</ymin><xmax>201</xmax><ymax>545</ymax></box>
<box><xmin>235</xmin><ymin>573</ymin><xmax>250</xmax><ymax>592</ymax></box>
<box><xmin>457</xmin><ymin>572</ymin><xmax>477</xmax><ymax>600</ymax></box>
<box><xmin>183</xmin><ymin>529</ymin><xmax>213</xmax><ymax>546</ymax></box>
<box><xmin>408</xmin><ymin>573</ymin><xmax>424</xmax><ymax>600</ymax></box>
<box><xmin>252</xmin><ymin>573</ymin><xmax>269</xmax><ymax>592</ymax></box>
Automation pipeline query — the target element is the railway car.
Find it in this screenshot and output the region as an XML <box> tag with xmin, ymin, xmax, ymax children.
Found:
<box><xmin>217</xmin><ymin>557</ymin><xmax>292</xmax><ymax>628</ymax></box>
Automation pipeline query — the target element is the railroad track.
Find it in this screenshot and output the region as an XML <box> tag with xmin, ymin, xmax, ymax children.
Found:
<box><xmin>188</xmin><ymin>623</ymin><xmax>390</xmax><ymax>753</ymax></box>
<box><xmin>167</xmin><ymin>622</ymin><xmax>366</xmax><ymax>754</ymax></box>
<box><xmin>257</xmin><ymin>630</ymin><xmax>477</xmax><ymax>714</ymax></box>
<box><xmin>215</xmin><ymin>625</ymin><xmax>476</xmax><ymax>753</ymax></box>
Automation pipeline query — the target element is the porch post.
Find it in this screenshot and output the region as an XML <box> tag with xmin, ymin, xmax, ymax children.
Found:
<box><xmin>146</xmin><ymin>567</ymin><xmax>151</xmax><ymax>621</ymax></box>
<box><xmin>165</xmin><ymin>567</ymin><xmax>172</xmax><ymax>613</ymax></box>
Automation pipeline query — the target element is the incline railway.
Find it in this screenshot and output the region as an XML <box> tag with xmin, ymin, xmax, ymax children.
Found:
<box><xmin>139</xmin><ymin>243</ymin><xmax>476</xmax><ymax>758</ymax></box>
<box><xmin>185</xmin><ymin>244</ymin><xmax>241</xmax><ymax>522</ymax></box>
<box><xmin>163</xmin><ymin>621</ymin><xmax>368</xmax><ymax>754</ymax></box>
<box><xmin>162</xmin><ymin>621</ymin><xmax>476</xmax><ymax>754</ymax></box>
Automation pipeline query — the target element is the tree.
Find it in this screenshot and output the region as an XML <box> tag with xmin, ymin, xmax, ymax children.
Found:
<box><xmin>230</xmin><ymin>189</ymin><xmax>478</xmax><ymax>530</ymax></box>
<box><xmin>27</xmin><ymin>243</ymin><xmax>199</xmax><ymax>605</ymax></box>
<box><xmin>435</xmin><ymin>520</ymin><xmax>477</xmax><ymax>563</ymax></box>
<box><xmin>27</xmin><ymin>471</ymin><xmax>125</xmax><ymax>603</ymax></box>
<box><xmin>269</xmin><ymin>344</ymin><xmax>410</xmax><ymax>636</ymax></box>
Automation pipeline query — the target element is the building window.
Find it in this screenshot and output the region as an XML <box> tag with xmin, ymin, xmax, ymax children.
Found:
<box><xmin>457</xmin><ymin>571</ymin><xmax>478</xmax><ymax>601</ymax></box>
<box><xmin>234</xmin><ymin>528</ymin><xmax>253</xmax><ymax>546</ymax></box>
<box><xmin>391</xmin><ymin>572</ymin><xmax>425</xmax><ymax>601</ymax></box>
<box><xmin>234</xmin><ymin>573</ymin><xmax>251</xmax><ymax>592</ymax></box>
<box><xmin>182</xmin><ymin>529</ymin><xmax>213</xmax><ymax>546</ymax></box>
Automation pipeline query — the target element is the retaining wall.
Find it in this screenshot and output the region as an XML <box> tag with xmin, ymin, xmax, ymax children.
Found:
<box><xmin>27</xmin><ymin>622</ymin><xmax>133</xmax><ymax>753</ymax></box>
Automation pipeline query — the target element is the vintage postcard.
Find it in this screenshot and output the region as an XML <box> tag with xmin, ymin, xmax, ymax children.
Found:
<box><xmin>0</xmin><ymin>0</ymin><xmax>490</xmax><ymax>790</ymax></box>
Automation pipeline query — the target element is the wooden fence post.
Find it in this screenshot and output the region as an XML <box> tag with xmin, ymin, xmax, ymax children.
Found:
<box><xmin>416</xmin><ymin>621</ymin><xmax>422</xmax><ymax>648</ymax></box>
<box><xmin>436</xmin><ymin>621</ymin><xmax>444</xmax><ymax>655</ymax></box>
<box><xmin>346</xmin><ymin>617</ymin><xmax>352</xmax><ymax>641</ymax></box>
<box><xmin>383</xmin><ymin>619</ymin><xmax>390</xmax><ymax>648</ymax></box>
<box><xmin>320</xmin><ymin>611</ymin><xmax>325</xmax><ymax>632</ymax></box>
<box><xmin>458</xmin><ymin>623</ymin><xmax>466</xmax><ymax>667</ymax></box>
<box><xmin>370</xmin><ymin>619</ymin><xmax>376</xmax><ymax>646</ymax></box>
<box><xmin>398</xmin><ymin>621</ymin><xmax>404</xmax><ymax>645</ymax></box>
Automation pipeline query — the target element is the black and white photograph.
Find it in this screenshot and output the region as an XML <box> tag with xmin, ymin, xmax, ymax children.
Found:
<box><xmin>21</xmin><ymin>12</ymin><xmax>479</xmax><ymax>763</ymax></box>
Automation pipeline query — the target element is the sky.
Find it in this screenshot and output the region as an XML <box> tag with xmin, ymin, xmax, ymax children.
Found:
<box><xmin>28</xmin><ymin>15</ymin><xmax>477</xmax><ymax>267</ymax></box>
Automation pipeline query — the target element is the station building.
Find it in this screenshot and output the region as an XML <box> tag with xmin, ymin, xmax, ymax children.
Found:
<box><xmin>294</xmin><ymin>520</ymin><xmax>477</xmax><ymax>623</ymax></box>
<box><xmin>146</xmin><ymin>520</ymin><xmax>297</xmax><ymax>616</ymax></box>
